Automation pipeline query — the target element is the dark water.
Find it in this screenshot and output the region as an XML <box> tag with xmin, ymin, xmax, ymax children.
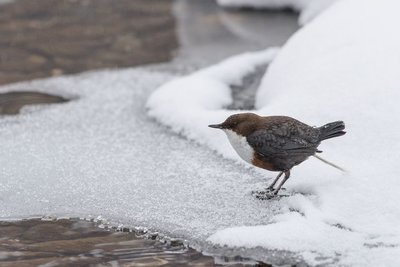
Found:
<box><xmin>0</xmin><ymin>0</ymin><xmax>177</xmax><ymax>85</ymax></box>
<box><xmin>0</xmin><ymin>91</ymin><xmax>68</xmax><ymax>115</ymax></box>
<box><xmin>0</xmin><ymin>218</ymin><xmax>270</xmax><ymax>267</ymax></box>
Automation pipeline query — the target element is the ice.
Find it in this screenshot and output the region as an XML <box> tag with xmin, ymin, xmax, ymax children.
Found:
<box><xmin>147</xmin><ymin>0</ymin><xmax>400</xmax><ymax>265</ymax></box>
<box><xmin>0</xmin><ymin>67</ymin><xmax>288</xmax><ymax>263</ymax></box>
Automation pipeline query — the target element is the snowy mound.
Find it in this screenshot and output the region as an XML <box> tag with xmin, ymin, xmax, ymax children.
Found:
<box><xmin>147</xmin><ymin>0</ymin><xmax>400</xmax><ymax>265</ymax></box>
<box><xmin>216</xmin><ymin>0</ymin><xmax>338</xmax><ymax>25</ymax></box>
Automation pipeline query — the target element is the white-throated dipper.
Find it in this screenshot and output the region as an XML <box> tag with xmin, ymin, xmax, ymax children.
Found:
<box><xmin>209</xmin><ymin>113</ymin><xmax>346</xmax><ymax>195</ymax></box>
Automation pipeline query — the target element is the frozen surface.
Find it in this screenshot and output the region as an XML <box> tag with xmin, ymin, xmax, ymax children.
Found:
<box><xmin>148</xmin><ymin>0</ymin><xmax>400</xmax><ymax>266</ymax></box>
<box><xmin>0</xmin><ymin>67</ymin><xmax>290</xmax><ymax>264</ymax></box>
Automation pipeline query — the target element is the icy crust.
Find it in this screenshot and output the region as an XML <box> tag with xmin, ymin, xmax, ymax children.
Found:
<box><xmin>147</xmin><ymin>0</ymin><xmax>400</xmax><ymax>265</ymax></box>
<box><xmin>0</xmin><ymin>67</ymin><xmax>286</xmax><ymax>262</ymax></box>
<box><xmin>216</xmin><ymin>0</ymin><xmax>338</xmax><ymax>25</ymax></box>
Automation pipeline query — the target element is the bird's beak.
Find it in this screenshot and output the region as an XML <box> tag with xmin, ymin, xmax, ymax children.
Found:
<box><xmin>208</xmin><ymin>123</ymin><xmax>224</xmax><ymax>129</ymax></box>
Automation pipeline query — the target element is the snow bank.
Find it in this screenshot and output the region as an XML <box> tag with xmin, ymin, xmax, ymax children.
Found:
<box><xmin>148</xmin><ymin>0</ymin><xmax>400</xmax><ymax>265</ymax></box>
<box><xmin>216</xmin><ymin>0</ymin><xmax>338</xmax><ymax>25</ymax></box>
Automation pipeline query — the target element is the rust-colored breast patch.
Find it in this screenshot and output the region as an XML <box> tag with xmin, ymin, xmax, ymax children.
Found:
<box><xmin>251</xmin><ymin>152</ymin><xmax>277</xmax><ymax>171</ymax></box>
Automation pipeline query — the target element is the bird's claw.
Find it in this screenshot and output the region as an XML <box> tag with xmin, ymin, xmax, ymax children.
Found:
<box><xmin>251</xmin><ymin>190</ymin><xmax>278</xmax><ymax>200</ymax></box>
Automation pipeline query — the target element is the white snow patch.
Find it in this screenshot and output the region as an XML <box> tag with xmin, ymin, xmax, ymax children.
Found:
<box><xmin>147</xmin><ymin>0</ymin><xmax>400</xmax><ymax>265</ymax></box>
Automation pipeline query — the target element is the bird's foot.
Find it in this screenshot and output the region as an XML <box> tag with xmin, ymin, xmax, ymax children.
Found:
<box><xmin>266</xmin><ymin>187</ymin><xmax>286</xmax><ymax>192</ymax></box>
<box><xmin>252</xmin><ymin>187</ymin><xmax>290</xmax><ymax>200</ymax></box>
<box><xmin>251</xmin><ymin>190</ymin><xmax>278</xmax><ymax>200</ymax></box>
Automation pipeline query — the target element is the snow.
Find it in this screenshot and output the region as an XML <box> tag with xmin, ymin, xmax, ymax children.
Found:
<box><xmin>2</xmin><ymin>0</ymin><xmax>400</xmax><ymax>265</ymax></box>
<box><xmin>147</xmin><ymin>0</ymin><xmax>400</xmax><ymax>265</ymax></box>
<box><xmin>216</xmin><ymin>0</ymin><xmax>338</xmax><ymax>25</ymax></box>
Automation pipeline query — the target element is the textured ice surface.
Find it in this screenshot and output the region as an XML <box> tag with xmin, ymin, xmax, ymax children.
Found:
<box><xmin>0</xmin><ymin>67</ymin><xmax>291</xmax><ymax>263</ymax></box>
<box><xmin>148</xmin><ymin>0</ymin><xmax>400</xmax><ymax>266</ymax></box>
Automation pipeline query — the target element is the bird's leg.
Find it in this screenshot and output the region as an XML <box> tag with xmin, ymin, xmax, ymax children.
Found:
<box><xmin>272</xmin><ymin>171</ymin><xmax>291</xmax><ymax>195</ymax></box>
<box><xmin>267</xmin><ymin>171</ymin><xmax>283</xmax><ymax>191</ymax></box>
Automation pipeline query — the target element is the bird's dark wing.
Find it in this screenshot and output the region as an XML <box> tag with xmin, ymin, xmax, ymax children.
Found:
<box><xmin>246</xmin><ymin>127</ymin><xmax>319</xmax><ymax>158</ymax></box>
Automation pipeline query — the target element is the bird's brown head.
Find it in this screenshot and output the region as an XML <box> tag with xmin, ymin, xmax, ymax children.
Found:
<box><xmin>208</xmin><ymin>113</ymin><xmax>262</xmax><ymax>136</ymax></box>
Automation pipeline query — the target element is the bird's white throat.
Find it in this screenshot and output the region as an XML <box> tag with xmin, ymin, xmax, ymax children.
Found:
<box><xmin>223</xmin><ymin>129</ymin><xmax>254</xmax><ymax>163</ymax></box>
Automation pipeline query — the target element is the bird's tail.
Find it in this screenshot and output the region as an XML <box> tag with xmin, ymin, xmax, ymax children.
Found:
<box><xmin>318</xmin><ymin>121</ymin><xmax>346</xmax><ymax>141</ymax></box>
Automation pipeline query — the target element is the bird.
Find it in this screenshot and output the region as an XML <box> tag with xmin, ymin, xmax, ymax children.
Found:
<box><xmin>208</xmin><ymin>113</ymin><xmax>346</xmax><ymax>196</ymax></box>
